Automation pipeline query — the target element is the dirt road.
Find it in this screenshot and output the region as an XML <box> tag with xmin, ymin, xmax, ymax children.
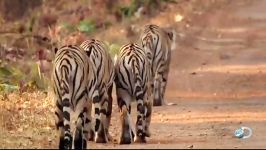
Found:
<box><xmin>90</xmin><ymin>0</ymin><xmax>266</xmax><ymax>149</ymax></box>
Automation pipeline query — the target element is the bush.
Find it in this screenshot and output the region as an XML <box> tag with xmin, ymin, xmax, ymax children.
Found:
<box><xmin>77</xmin><ymin>19</ymin><xmax>96</xmax><ymax>35</ymax></box>
<box><xmin>0</xmin><ymin>61</ymin><xmax>48</xmax><ymax>94</ymax></box>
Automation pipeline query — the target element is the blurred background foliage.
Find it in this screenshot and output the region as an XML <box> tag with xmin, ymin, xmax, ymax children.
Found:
<box><xmin>0</xmin><ymin>0</ymin><xmax>179</xmax><ymax>94</ymax></box>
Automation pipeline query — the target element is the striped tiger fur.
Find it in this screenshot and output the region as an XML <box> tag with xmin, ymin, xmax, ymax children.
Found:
<box><xmin>140</xmin><ymin>24</ymin><xmax>176</xmax><ymax>106</ymax></box>
<box><xmin>80</xmin><ymin>39</ymin><xmax>115</xmax><ymax>143</ymax></box>
<box><xmin>52</xmin><ymin>45</ymin><xmax>99</xmax><ymax>149</ymax></box>
<box><xmin>114</xmin><ymin>43</ymin><xmax>152</xmax><ymax>144</ymax></box>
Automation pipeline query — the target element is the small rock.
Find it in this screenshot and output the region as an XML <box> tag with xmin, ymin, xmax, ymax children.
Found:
<box><xmin>199</xmin><ymin>133</ymin><xmax>207</xmax><ymax>136</ymax></box>
<box><xmin>167</xmin><ymin>102</ymin><xmax>177</xmax><ymax>106</ymax></box>
<box><xmin>187</xmin><ymin>145</ymin><xmax>193</xmax><ymax>149</ymax></box>
<box><xmin>175</xmin><ymin>13</ymin><xmax>183</xmax><ymax>22</ymax></box>
<box><xmin>159</xmin><ymin>114</ymin><xmax>164</xmax><ymax>117</ymax></box>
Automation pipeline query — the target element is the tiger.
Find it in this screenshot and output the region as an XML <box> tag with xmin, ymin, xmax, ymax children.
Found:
<box><xmin>140</xmin><ymin>24</ymin><xmax>176</xmax><ymax>106</ymax></box>
<box><xmin>52</xmin><ymin>45</ymin><xmax>99</xmax><ymax>149</ymax></box>
<box><xmin>114</xmin><ymin>43</ymin><xmax>152</xmax><ymax>144</ymax></box>
<box><xmin>80</xmin><ymin>39</ymin><xmax>115</xmax><ymax>143</ymax></box>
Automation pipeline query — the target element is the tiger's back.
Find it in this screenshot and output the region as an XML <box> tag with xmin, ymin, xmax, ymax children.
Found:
<box><xmin>80</xmin><ymin>39</ymin><xmax>114</xmax><ymax>93</ymax></box>
<box><xmin>141</xmin><ymin>24</ymin><xmax>173</xmax><ymax>76</ymax></box>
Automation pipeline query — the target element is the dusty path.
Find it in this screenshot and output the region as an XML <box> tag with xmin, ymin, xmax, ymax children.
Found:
<box><xmin>90</xmin><ymin>0</ymin><xmax>266</xmax><ymax>149</ymax></box>
<box><xmin>91</xmin><ymin>98</ymin><xmax>266</xmax><ymax>149</ymax></box>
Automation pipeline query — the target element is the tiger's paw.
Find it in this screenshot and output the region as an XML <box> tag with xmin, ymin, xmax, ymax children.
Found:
<box><xmin>153</xmin><ymin>98</ymin><xmax>162</xmax><ymax>106</ymax></box>
<box><xmin>107</xmin><ymin>132</ymin><xmax>113</xmax><ymax>142</ymax></box>
<box><xmin>88</xmin><ymin>130</ymin><xmax>95</xmax><ymax>141</ymax></box>
<box><xmin>134</xmin><ymin>135</ymin><xmax>146</xmax><ymax>143</ymax></box>
<box><xmin>119</xmin><ymin>136</ymin><xmax>132</xmax><ymax>144</ymax></box>
<box><xmin>144</xmin><ymin>128</ymin><xmax>151</xmax><ymax>137</ymax></box>
<box><xmin>119</xmin><ymin>133</ymin><xmax>133</xmax><ymax>144</ymax></box>
<box><xmin>95</xmin><ymin>132</ymin><xmax>108</xmax><ymax>143</ymax></box>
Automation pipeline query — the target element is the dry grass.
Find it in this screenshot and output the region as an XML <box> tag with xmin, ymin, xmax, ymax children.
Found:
<box><xmin>0</xmin><ymin>89</ymin><xmax>57</xmax><ymax>148</ymax></box>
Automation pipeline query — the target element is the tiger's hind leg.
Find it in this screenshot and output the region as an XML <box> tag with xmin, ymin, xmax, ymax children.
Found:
<box><xmin>161</xmin><ymin>62</ymin><xmax>169</xmax><ymax>105</ymax></box>
<box><xmin>55</xmin><ymin>99</ymin><xmax>65</xmax><ymax>149</ymax></box>
<box><xmin>154</xmin><ymin>62</ymin><xmax>171</xmax><ymax>106</ymax></box>
<box><xmin>62</xmin><ymin>97</ymin><xmax>73</xmax><ymax>149</ymax></box>
<box><xmin>95</xmin><ymin>94</ymin><xmax>109</xmax><ymax>143</ymax></box>
<box><xmin>93</xmin><ymin>89</ymin><xmax>109</xmax><ymax>143</ymax></box>
<box><xmin>144</xmin><ymin>99</ymin><xmax>152</xmax><ymax>137</ymax></box>
<box><xmin>73</xmin><ymin>92</ymin><xmax>89</xmax><ymax>149</ymax></box>
<box><xmin>134</xmin><ymin>85</ymin><xmax>147</xmax><ymax>143</ymax></box>
<box><xmin>117</xmin><ymin>88</ymin><xmax>134</xmax><ymax>144</ymax></box>
<box><xmin>153</xmin><ymin>72</ymin><xmax>163</xmax><ymax>106</ymax></box>
<box><xmin>106</xmin><ymin>84</ymin><xmax>113</xmax><ymax>141</ymax></box>
<box><xmin>94</xmin><ymin>84</ymin><xmax>114</xmax><ymax>143</ymax></box>
<box><xmin>161</xmin><ymin>63</ymin><xmax>175</xmax><ymax>106</ymax></box>
<box><xmin>84</xmin><ymin>100</ymin><xmax>92</xmax><ymax>142</ymax></box>
<box><xmin>73</xmin><ymin>112</ymin><xmax>85</xmax><ymax>149</ymax></box>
